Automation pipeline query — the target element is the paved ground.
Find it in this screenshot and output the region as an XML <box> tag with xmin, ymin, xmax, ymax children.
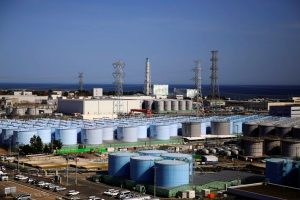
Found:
<box><xmin>0</xmin><ymin>180</ymin><xmax>59</xmax><ymax>200</ymax></box>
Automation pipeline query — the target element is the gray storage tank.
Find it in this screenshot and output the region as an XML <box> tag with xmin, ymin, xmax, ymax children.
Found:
<box><xmin>186</xmin><ymin>100</ymin><xmax>193</xmax><ymax>111</ymax></box>
<box><xmin>276</xmin><ymin>125</ymin><xmax>292</xmax><ymax>138</ymax></box>
<box><xmin>259</xmin><ymin>123</ymin><xmax>276</xmax><ymax>137</ymax></box>
<box><xmin>293</xmin><ymin>126</ymin><xmax>300</xmax><ymax>139</ymax></box>
<box><xmin>242</xmin><ymin>137</ymin><xmax>264</xmax><ymax>157</ymax></box>
<box><xmin>164</xmin><ymin>100</ymin><xmax>172</xmax><ymax>112</ymax></box>
<box><xmin>242</xmin><ymin>122</ymin><xmax>258</xmax><ymax>137</ymax></box>
<box><xmin>264</xmin><ymin>137</ymin><xmax>281</xmax><ymax>155</ymax></box>
<box><xmin>13</xmin><ymin>129</ymin><xmax>37</xmax><ymax>145</ymax></box>
<box><xmin>182</xmin><ymin>122</ymin><xmax>201</xmax><ymax>137</ymax></box>
<box><xmin>55</xmin><ymin>128</ymin><xmax>77</xmax><ymax>145</ymax></box>
<box><xmin>178</xmin><ymin>100</ymin><xmax>186</xmax><ymax>111</ymax></box>
<box><xmin>281</xmin><ymin>139</ymin><xmax>300</xmax><ymax>158</ymax></box>
<box><xmin>37</xmin><ymin>128</ymin><xmax>52</xmax><ymax>144</ymax></box>
<box><xmin>171</xmin><ymin>100</ymin><xmax>179</xmax><ymax>111</ymax></box>
<box><xmin>211</xmin><ymin>120</ymin><xmax>230</xmax><ymax>135</ymax></box>
<box><xmin>130</xmin><ymin>156</ymin><xmax>162</xmax><ymax>183</ymax></box>
<box><xmin>154</xmin><ymin>100</ymin><xmax>164</xmax><ymax>113</ymax></box>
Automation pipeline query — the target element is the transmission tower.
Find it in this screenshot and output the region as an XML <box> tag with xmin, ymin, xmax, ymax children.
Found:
<box><xmin>112</xmin><ymin>60</ymin><xmax>125</xmax><ymax>115</ymax></box>
<box><xmin>192</xmin><ymin>60</ymin><xmax>204</xmax><ymax>116</ymax></box>
<box><xmin>144</xmin><ymin>58</ymin><xmax>151</xmax><ymax>96</ymax></box>
<box><xmin>210</xmin><ymin>50</ymin><xmax>220</xmax><ymax>99</ymax></box>
<box><xmin>78</xmin><ymin>72</ymin><xmax>84</xmax><ymax>91</ymax></box>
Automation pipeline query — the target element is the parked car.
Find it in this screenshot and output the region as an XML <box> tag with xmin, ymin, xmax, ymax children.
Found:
<box><xmin>54</xmin><ymin>186</ymin><xmax>67</xmax><ymax>192</ymax></box>
<box><xmin>103</xmin><ymin>189</ymin><xmax>119</xmax><ymax>196</ymax></box>
<box><xmin>14</xmin><ymin>193</ymin><xmax>31</xmax><ymax>200</ymax></box>
<box><xmin>67</xmin><ymin>190</ymin><xmax>80</xmax><ymax>196</ymax></box>
<box><xmin>15</xmin><ymin>175</ymin><xmax>28</xmax><ymax>180</ymax></box>
<box><xmin>26</xmin><ymin>178</ymin><xmax>34</xmax><ymax>183</ymax></box>
<box><xmin>88</xmin><ymin>196</ymin><xmax>103</xmax><ymax>200</ymax></box>
<box><xmin>116</xmin><ymin>190</ymin><xmax>131</xmax><ymax>199</ymax></box>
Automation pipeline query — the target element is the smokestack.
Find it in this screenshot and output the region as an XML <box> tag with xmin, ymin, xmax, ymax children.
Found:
<box><xmin>144</xmin><ymin>58</ymin><xmax>151</xmax><ymax>96</ymax></box>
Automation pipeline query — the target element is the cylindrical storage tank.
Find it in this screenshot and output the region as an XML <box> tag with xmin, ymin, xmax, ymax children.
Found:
<box><xmin>186</xmin><ymin>100</ymin><xmax>193</xmax><ymax>111</ymax></box>
<box><xmin>55</xmin><ymin>128</ymin><xmax>77</xmax><ymax>145</ymax></box>
<box><xmin>276</xmin><ymin>125</ymin><xmax>292</xmax><ymax>138</ymax></box>
<box><xmin>121</xmin><ymin>126</ymin><xmax>138</xmax><ymax>142</ymax></box>
<box><xmin>178</xmin><ymin>100</ymin><xmax>186</xmax><ymax>111</ymax></box>
<box><xmin>27</xmin><ymin>107</ymin><xmax>36</xmax><ymax>115</ymax></box>
<box><xmin>1</xmin><ymin>128</ymin><xmax>16</xmax><ymax>145</ymax></box>
<box><xmin>154</xmin><ymin>100</ymin><xmax>164</xmax><ymax>113</ymax></box>
<box><xmin>281</xmin><ymin>139</ymin><xmax>300</xmax><ymax>158</ymax></box>
<box><xmin>150</xmin><ymin>124</ymin><xmax>170</xmax><ymax>140</ymax></box>
<box><xmin>242</xmin><ymin>122</ymin><xmax>258</xmax><ymax>137</ymax></box>
<box><xmin>13</xmin><ymin>130</ymin><xmax>37</xmax><ymax>145</ymax></box>
<box><xmin>144</xmin><ymin>100</ymin><xmax>153</xmax><ymax>110</ymax></box>
<box><xmin>264</xmin><ymin>138</ymin><xmax>281</xmax><ymax>155</ymax></box>
<box><xmin>169</xmin><ymin>123</ymin><xmax>178</xmax><ymax>137</ymax></box>
<box><xmin>293</xmin><ymin>126</ymin><xmax>300</xmax><ymax>139</ymax></box>
<box><xmin>164</xmin><ymin>100</ymin><xmax>171</xmax><ymax>112</ymax></box>
<box><xmin>37</xmin><ymin>128</ymin><xmax>52</xmax><ymax>144</ymax></box>
<box><xmin>155</xmin><ymin>160</ymin><xmax>189</xmax><ymax>188</ymax></box>
<box><xmin>211</xmin><ymin>121</ymin><xmax>230</xmax><ymax>135</ymax></box>
<box><xmin>161</xmin><ymin>152</ymin><xmax>193</xmax><ymax>175</ymax></box>
<box><xmin>108</xmin><ymin>152</ymin><xmax>138</xmax><ymax>177</ymax></box>
<box><xmin>138</xmin><ymin>149</ymin><xmax>168</xmax><ymax>157</ymax></box>
<box><xmin>137</xmin><ymin>125</ymin><xmax>148</xmax><ymax>139</ymax></box>
<box><xmin>102</xmin><ymin>126</ymin><xmax>114</xmax><ymax>141</ymax></box>
<box><xmin>12</xmin><ymin>108</ymin><xmax>26</xmax><ymax>116</ymax></box>
<box><xmin>81</xmin><ymin>127</ymin><xmax>103</xmax><ymax>145</ymax></box>
<box><xmin>182</xmin><ymin>122</ymin><xmax>205</xmax><ymax>137</ymax></box>
<box><xmin>171</xmin><ymin>100</ymin><xmax>179</xmax><ymax>111</ymax></box>
<box><xmin>242</xmin><ymin>138</ymin><xmax>264</xmax><ymax>157</ymax></box>
<box><xmin>259</xmin><ymin>123</ymin><xmax>276</xmax><ymax>137</ymax></box>
<box><xmin>130</xmin><ymin>156</ymin><xmax>163</xmax><ymax>183</ymax></box>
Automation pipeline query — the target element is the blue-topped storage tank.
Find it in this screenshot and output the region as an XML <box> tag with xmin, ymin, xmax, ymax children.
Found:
<box><xmin>117</xmin><ymin>126</ymin><xmax>138</xmax><ymax>142</ymax></box>
<box><xmin>13</xmin><ymin>129</ymin><xmax>37</xmax><ymax>145</ymax></box>
<box><xmin>150</xmin><ymin>124</ymin><xmax>170</xmax><ymax>140</ymax></box>
<box><xmin>155</xmin><ymin>160</ymin><xmax>189</xmax><ymax>188</ymax></box>
<box><xmin>108</xmin><ymin>152</ymin><xmax>138</xmax><ymax>177</ymax></box>
<box><xmin>130</xmin><ymin>156</ymin><xmax>162</xmax><ymax>183</ymax></box>
<box><xmin>55</xmin><ymin>128</ymin><xmax>77</xmax><ymax>145</ymax></box>
<box><xmin>137</xmin><ymin>125</ymin><xmax>148</xmax><ymax>139</ymax></box>
<box><xmin>138</xmin><ymin>149</ymin><xmax>168</xmax><ymax>157</ymax></box>
<box><xmin>169</xmin><ymin>123</ymin><xmax>178</xmax><ymax>137</ymax></box>
<box><xmin>37</xmin><ymin>128</ymin><xmax>52</xmax><ymax>144</ymax></box>
<box><xmin>102</xmin><ymin>126</ymin><xmax>114</xmax><ymax>141</ymax></box>
<box><xmin>81</xmin><ymin>127</ymin><xmax>103</xmax><ymax>145</ymax></box>
<box><xmin>161</xmin><ymin>152</ymin><xmax>193</xmax><ymax>175</ymax></box>
<box><xmin>1</xmin><ymin>128</ymin><xmax>16</xmax><ymax>145</ymax></box>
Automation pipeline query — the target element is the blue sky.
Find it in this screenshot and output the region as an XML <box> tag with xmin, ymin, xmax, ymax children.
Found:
<box><xmin>0</xmin><ymin>0</ymin><xmax>300</xmax><ymax>85</ymax></box>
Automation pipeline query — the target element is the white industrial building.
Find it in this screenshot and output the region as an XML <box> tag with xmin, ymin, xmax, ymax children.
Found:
<box><xmin>152</xmin><ymin>84</ymin><xmax>168</xmax><ymax>98</ymax></box>
<box><xmin>57</xmin><ymin>98</ymin><xmax>143</xmax><ymax>119</ymax></box>
<box><xmin>174</xmin><ymin>88</ymin><xmax>197</xmax><ymax>99</ymax></box>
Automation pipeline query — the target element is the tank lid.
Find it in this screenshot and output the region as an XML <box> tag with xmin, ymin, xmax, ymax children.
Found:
<box><xmin>162</xmin><ymin>152</ymin><xmax>192</xmax><ymax>159</ymax></box>
<box><xmin>131</xmin><ymin>156</ymin><xmax>163</xmax><ymax>161</ymax></box>
<box><xmin>155</xmin><ymin>160</ymin><xmax>188</xmax><ymax>165</ymax></box>
<box><xmin>138</xmin><ymin>149</ymin><xmax>168</xmax><ymax>154</ymax></box>
<box><xmin>109</xmin><ymin>152</ymin><xmax>138</xmax><ymax>157</ymax></box>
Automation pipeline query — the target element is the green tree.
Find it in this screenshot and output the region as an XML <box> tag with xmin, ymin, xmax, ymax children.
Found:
<box><xmin>19</xmin><ymin>144</ymin><xmax>33</xmax><ymax>155</ymax></box>
<box><xmin>52</xmin><ymin>140</ymin><xmax>63</xmax><ymax>150</ymax></box>
<box><xmin>43</xmin><ymin>144</ymin><xmax>51</xmax><ymax>153</ymax></box>
<box><xmin>30</xmin><ymin>135</ymin><xmax>44</xmax><ymax>153</ymax></box>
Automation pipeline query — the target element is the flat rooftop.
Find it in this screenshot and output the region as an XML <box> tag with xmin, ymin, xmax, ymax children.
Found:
<box><xmin>227</xmin><ymin>183</ymin><xmax>300</xmax><ymax>200</ymax></box>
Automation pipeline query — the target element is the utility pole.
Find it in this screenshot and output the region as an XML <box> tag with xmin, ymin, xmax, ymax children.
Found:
<box><xmin>66</xmin><ymin>154</ymin><xmax>69</xmax><ymax>186</ymax></box>
<box><xmin>144</xmin><ymin>58</ymin><xmax>151</xmax><ymax>96</ymax></box>
<box><xmin>112</xmin><ymin>60</ymin><xmax>125</xmax><ymax>115</ymax></box>
<box><xmin>192</xmin><ymin>60</ymin><xmax>204</xmax><ymax>116</ymax></box>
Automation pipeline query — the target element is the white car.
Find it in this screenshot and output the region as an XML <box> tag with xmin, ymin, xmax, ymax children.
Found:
<box><xmin>54</xmin><ymin>186</ymin><xmax>67</xmax><ymax>192</ymax></box>
<box><xmin>88</xmin><ymin>196</ymin><xmax>103</xmax><ymax>200</ymax></box>
<box><xmin>14</xmin><ymin>175</ymin><xmax>28</xmax><ymax>180</ymax></box>
<box><xmin>103</xmin><ymin>189</ymin><xmax>119</xmax><ymax>196</ymax></box>
<box><xmin>67</xmin><ymin>190</ymin><xmax>80</xmax><ymax>196</ymax></box>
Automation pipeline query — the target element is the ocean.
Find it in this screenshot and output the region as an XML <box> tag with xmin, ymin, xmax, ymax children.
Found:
<box><xmin>0</xmin><ymin>83</ymin><xmax>300</xmax><ymax>100</ymax></box>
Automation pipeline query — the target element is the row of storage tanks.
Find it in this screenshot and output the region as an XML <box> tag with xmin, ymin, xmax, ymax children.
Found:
<box><xmin>0</xmin><ymin>115</ymin><xmax>270</xmax><ymax>147</ymax></box>
<box><xmin>143</xmin><ymin>99</ymin><xmax>193</xmax><ymax>113</ymax></box>
<box><xmin>241</xmin><ymin>117</ymin><xmax>300</xmax><ymax>158</ymax></box>
<box><xmin>108</xmin><ymin>150</ymin><xmax>192</xmax><ymax>188</ymax></box>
